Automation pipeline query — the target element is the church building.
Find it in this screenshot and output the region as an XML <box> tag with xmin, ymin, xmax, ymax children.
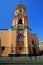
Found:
<box><xmin>0</xmin><ymin>2</ymin><xmax>39</xmax><ymax>56</ymax></box>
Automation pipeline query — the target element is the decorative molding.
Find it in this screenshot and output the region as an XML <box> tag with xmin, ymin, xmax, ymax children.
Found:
<box><xmin>0</xmin><ymin>29</ymin><xmax>8</xmax><ymax>30</ymax></box>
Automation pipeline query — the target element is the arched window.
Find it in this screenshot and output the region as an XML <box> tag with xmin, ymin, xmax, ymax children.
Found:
<box><xmin>18</xmin><ymin>19</ymin><xmax>23</xmax><ymax>24</ymax></box>
<box><xmin>19</xmin><ymin>47</ymin><xmax>22</xmax><ymax>50</ymax></box>
<box><xmin>2</xmin><ymin>46</ymin><xmax>5</xmax><ymax>51</ymax></box>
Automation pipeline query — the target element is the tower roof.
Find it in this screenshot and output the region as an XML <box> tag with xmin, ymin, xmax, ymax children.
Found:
<box><xmin>15</xmin><ymin>1</ymin><xmax>26</xmax><ymax>10</ymax></box>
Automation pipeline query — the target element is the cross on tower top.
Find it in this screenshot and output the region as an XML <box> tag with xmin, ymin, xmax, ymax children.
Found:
<box><xmin>19</xmin><ymin>0</ymin><xmax>22</xmax><ymax>4</ymax></box>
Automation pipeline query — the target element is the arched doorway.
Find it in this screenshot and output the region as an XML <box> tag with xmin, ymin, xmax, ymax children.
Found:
<box><xmin>32</xmin><ymin>41</ymin><xmax>36</xmax><ymax>55</ymax></box>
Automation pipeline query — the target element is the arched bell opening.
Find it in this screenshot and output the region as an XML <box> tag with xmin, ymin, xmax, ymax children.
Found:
<box><xmin>18</xmin><ymin>19</ymin><xmax>23</xmax><ymax>24</ymax></box>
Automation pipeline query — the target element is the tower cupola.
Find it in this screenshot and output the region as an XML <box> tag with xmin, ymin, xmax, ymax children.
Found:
<box><xmin>15</xmin><ymin>2</ymin><xmax>26</xmax><ymax>15</ymax></box>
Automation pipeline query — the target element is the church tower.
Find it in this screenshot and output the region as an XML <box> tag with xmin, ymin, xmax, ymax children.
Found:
<box><xmin>10</xmin><ymin>2</ymin><xmax>32</xmax><ymax>56</ymax></box>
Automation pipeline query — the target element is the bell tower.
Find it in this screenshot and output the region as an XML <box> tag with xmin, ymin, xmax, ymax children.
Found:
<box><xmin>10</xmin><ymin>2</ymin><xmax>32</xmax><ymax>56</ymax></box>
<box><xmin>12</xmin><ymin>2</ymin><xmax>28</xmax><ymax>28</ymax></box>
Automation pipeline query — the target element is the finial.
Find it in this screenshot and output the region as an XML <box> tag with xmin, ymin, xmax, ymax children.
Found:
<box><xmin>20</xmin><ymin>1</ymin><xmax>21</xmax><ymax>3</ymax></box>
<box><xmin>19</xmin><ymin>0</ymin><xmax>22</xmax><ymax>4</ymax></box>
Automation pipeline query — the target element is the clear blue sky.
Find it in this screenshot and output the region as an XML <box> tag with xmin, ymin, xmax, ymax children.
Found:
<box><xmin>0</xmin><ymin>0</ymin><xmax>43</xmax><ymax>42</ymax></box>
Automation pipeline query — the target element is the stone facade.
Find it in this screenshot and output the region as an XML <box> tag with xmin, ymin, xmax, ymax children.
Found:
<box><xmin>39</xmin><ymin>41</ymin><xmax>43</xmax><ymax>51</ymax></box>
<box><xmin>0</xmin><ymin>2</ymin><xmax>39</xmax><ymax>56</ymax></box>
